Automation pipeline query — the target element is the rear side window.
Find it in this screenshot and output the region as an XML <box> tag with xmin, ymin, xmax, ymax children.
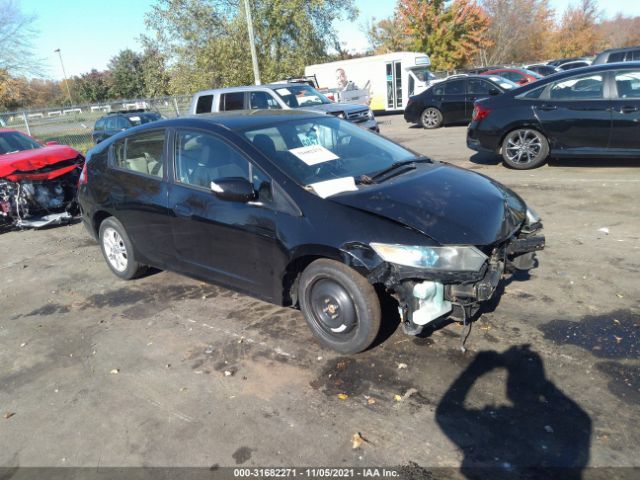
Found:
<box><xmin>608</xmin><ymin>52</ymin><xmax>626</xmax><ymax>63</ymax></box>
<box><xmin>632</xmin><ymin>50</ymin><xmax>640</xmax><ymax>61</ymax></box>
<box><xmin>468</xmin><ymin>79</ymin><xmax>493</xmax><ymax>95</ymax></box>
<box><xmin>615</xmin><ymin>71</ymin><xmax>640</xmax><ymax>99</ymax></box>
<box><xmin>549</xmin><ymin>74</ymin><xmax>604</xmax><ymax>100</ymax></box>
<box><xmin>444</xmin><ymin>80</ymin><xmax>465</xmax><ymax>95</ymax></box>
<box><xmin>517</xmin><ymin>86</ymin><xmax>545</xmax><ymax>100</ymax></box>
<box><xmin>113</xmin><ymin>130</ymin><xmax>165</xmax><ymax>178</ymax></box>
<box><xmin>196</xmin><ymin>95</ymin><xmax>213</xmax><ymax>114</ymax></box>
<box><xmin>220</xmin><ymin>92</ymin><xmax>245</xmax><ymax>111</ymax></box>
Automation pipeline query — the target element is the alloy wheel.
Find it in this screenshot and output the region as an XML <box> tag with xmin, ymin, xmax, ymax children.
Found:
<box><xmin>102</xmin><ymin>227</ymin><xmax>128</xmax><ymax>272</ymax></box>
<box><xmin>504</xmin><ymin>129</ymin><xmax>544</xmax><ymax>165</ymax></box>
<box><xmin>421</xmin><ymin>108</ymin><xmax>442</xmax><ymax>128</ymax></box>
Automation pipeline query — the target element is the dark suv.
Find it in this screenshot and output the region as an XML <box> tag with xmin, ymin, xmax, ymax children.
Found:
<box><xmin>93</xmin><ymin>110</ymin><xmax>162</xmax><ymax>144</ymax></box>
<box><xmin>593</xmin><ymin>46</ymin><xmax>640</xmax><ymax>65</ymax></box>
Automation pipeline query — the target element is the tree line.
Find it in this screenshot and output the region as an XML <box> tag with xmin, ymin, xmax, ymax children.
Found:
<box><xmin>1</xmin><ymin>0</ymin><xmax>640</xmax><ymax>111</ymax></box>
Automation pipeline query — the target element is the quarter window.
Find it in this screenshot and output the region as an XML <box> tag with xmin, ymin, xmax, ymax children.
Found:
<box><xmin>196</xmin><ymin>94</ymin><xmax>213</xmax><ymax>114</ymax></box>
<box><xmin>113</xmin><ymin>130</ymin><xmax>165</xmax><ymax>177</ymax></box>
<box><xmin>174</xmin><ymin>130</ymin><xmax>249</xmax><ymax>189</ymax></box>
<box><xmin>615</xmin><ymin>71</ymin><xmax>640</xmax><ymax>99</ymax></box>
<box><xmin>549</xmin><ymin>74</ymin><xmax>604</xmax><ymax>100</ymax></box>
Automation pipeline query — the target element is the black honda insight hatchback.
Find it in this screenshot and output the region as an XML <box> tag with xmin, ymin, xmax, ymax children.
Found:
<box><xmin>79</xmin><ymin>110</ymin><xmax>544</xmax><ymax>353</ymax></box>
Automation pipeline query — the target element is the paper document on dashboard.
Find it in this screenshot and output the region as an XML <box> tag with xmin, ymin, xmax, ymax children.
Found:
<box><xmin>308</xmin><ymin>177</ymin><xmax>358</xmax><ymax>198</ymax></box>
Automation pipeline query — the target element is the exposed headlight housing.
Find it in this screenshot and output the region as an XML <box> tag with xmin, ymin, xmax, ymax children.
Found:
<box><xmin>368</xmin><ymin>109</ymin><xmax>375</xmax><ymax>120</ymax></box>
<box><xmin>336</xmin><ymin>112</ymin><xmax>345</xmax><ymax>119</ymax></box>
<box><xmin>526</xmin><ymin>206</ymin><xmax>541</xmax><ymax>225</ymax></box>
<box><xmin>370</xmin><ymin>243</ymin><xmax>488</xmax><ymax>272</ymax></box>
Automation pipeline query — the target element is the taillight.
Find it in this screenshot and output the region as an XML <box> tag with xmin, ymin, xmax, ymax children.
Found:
<box><xmin>472</xmin><ymin>104</ymin><xmax>491</xmax><ymax>122</ymax></box>
<box><xmin>78</xmin><ymin>162</ymin><xmax>88</xmax><ymax>186</ymax></box>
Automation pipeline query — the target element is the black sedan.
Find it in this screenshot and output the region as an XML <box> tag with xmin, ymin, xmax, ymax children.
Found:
<box><xmin>467</xmin><ymin>62</ymin><xmax>640</xmax><ymax>169</ymax></box>
<box><xmin>404</xmin><ymin>75</ymin><xmax>518</xmax><ymax>129</ymax></box>
<box><xmin>79</xmin><ymin>110</ymin><xmax>544</xmax><ymax>353</ymax></box>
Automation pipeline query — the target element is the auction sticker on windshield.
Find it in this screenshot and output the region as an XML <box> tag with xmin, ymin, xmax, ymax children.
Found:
<box><xmin>289</xmin><ymin>145</ymin><xmax>339</xmax><ymax>166</ymax></box>
<box><xmin>308</xmin><ymin>177</ymin><xmax>357</xmax><ymax>198</ymax></box>
<box><xmin>276</xmin><ymin>88</ymin><xmax>292</xmax><ymax>96</ymax></box>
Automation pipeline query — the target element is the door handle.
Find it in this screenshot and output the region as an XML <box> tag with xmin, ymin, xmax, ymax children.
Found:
<box><xmin>620</xmin><ymin>106</ymin><xmax>639</xmax><ymax>114</ymax></box>
<box><xmin>538</xmin><ymin>104</ymin><xmax>557</xmax><ymax>111</ymax></box>
<box><xmin>174</xmin><ymin>203</ymin><xmax>192</xmax><ymax>217</ymax></box>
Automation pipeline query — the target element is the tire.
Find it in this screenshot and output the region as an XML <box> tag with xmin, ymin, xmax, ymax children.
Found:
<box><xmin>299</xmin><ymin>259</ymin><xmax>381</xmax><ymax>354</ymax></box>
<box><xmin>420</xmin><ymin>107</ymin><xmax>443</xmax><ymax>129</ymax></box>
<box><xmin>98</xmin><ymin>217</ymin><xmax>147</xmax><ymax>280</ymax></box>
<box><xmin>501</xmin><ymin>128</ymin><xmax>549</xmax><ymax>169</ymax></box>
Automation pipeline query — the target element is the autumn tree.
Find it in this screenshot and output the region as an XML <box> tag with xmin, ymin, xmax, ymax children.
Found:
<box><xmin>396</xmin><ymin>0</ymin><xmax>491</xmax><ymax>71</ymax></box>
<box><xmin>143</xmin><ymin>0</ymin><xmax>357</xmax><ymax>94</ymax></box>
<box><xmin>0</xmin><ymin>0</ymin><xmax>40</xmax><ymax>76</ymax></box>
<box><xmin>73</xmin><ymin>70</ymin><xmax>111</xmax><ymax>103</ymax></box>
<box><xmin>481</xmin><ymin>0</ymin><xmax>555</xmax><ymax>64</ymax></box>
<box><xmin>364</xmin><ymin>16</ymin><xmax>413</xmax><ymax>54</ymax></box>
<box><xmin>597</xmin><ymin>14</ymin><xmax>640</xmax><ymax>51</ymax></box>
<box><xmin>553</xmin><ymin>0</ymin><xmax>601</xmax><ymax>57</ymax></box>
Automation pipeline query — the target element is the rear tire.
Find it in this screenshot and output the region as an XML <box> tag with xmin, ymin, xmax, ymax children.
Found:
<box><xmin>420</xmin><ymin>107</ymin><xmax>443</xmax><ymax>129</ymax></box>
<box><xmin>299</xmin><ymin>259</ymin><xmax>381</xmax><ymax>354</ymax></box>
<box><xmin>501</xmin><ymin>128</ymin><xmax>549</xmax><ymax>169</ymax></box>
<box><xmin>99</xmin><ymin>217</ymin><xmax>147</xmax><ymax>280</ymax></box>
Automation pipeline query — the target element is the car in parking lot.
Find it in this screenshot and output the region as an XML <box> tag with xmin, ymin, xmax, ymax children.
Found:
<box><xmin>481</xmin><ymin>68</ymin><xmax>543</xmax><ymax>85</ymax></box>
<box><xmin>93</xmin><ymin>110</ymin><xmax>163</xmax><ymax>144</ymax></box>
<box><xmin>1</xmin><ymin>129</ymin><xmax>84</xmax><ymax>228</ymax></box>
<box><xmin>78</xmin><ymin>110</ymin><xmax>544</xmax><ymax>353</ymax></box>
<box><xmin>404</xmin><ymin>75</ymin><xmax>518</xmax><ymax>128</ymax></box>
<box><xmin>525</xmin><ymin>64</ymin><xmax>558</xmax><ymax>77</ymax></box>
<box><xmin>593</xmin><ymin>45</ymin><xmax>640</xmax><ymax>64</ymax></box>
<box><xmin>467</xmin><ymin>62</ymin><xmax>640</xmax><ymax>169</ymax></box>
<box><xmin>189</xmin><ymin>84</ymin><xmax>379</xmax><ymax>132</ymax></box>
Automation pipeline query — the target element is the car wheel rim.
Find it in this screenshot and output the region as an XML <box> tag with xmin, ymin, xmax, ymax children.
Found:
<box><xmin>308</xmin><ymin>278</ymin><xmax>357</xmax><ymax>337</ymax></box>
<box><xmin>505</xmin><ymin>130</ymin><xmax>543</xmax><ymax>164</ymax></box>
<box><xmin>102</xmin><ymin>227</ymin><xmax>128</xmax><ymax>272</ymax></box>
<box><xmin>422</xmin><ymin>109</ymin><xmax>440</xmax><ymax>127</ymax></box>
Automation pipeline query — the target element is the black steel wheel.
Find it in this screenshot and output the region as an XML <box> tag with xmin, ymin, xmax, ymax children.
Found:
<box><xmin>299</xmin><ymin>259</ymin><xmax>381</xmax><ymax>353</ymax></box>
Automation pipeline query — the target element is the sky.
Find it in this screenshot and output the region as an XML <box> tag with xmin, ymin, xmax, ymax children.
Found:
<box><xmin>20</xmin><ymin>0</ymin><xmax>640</xmax><ymax>80</ymax></box>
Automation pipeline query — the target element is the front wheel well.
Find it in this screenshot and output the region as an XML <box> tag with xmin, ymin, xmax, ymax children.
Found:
<box><xmin>282</xmin><ymin>253</ymin><xmax>346</xmax><ymax>307</ymax></box>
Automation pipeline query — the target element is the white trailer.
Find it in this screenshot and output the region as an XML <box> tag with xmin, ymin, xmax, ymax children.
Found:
<box><xmin>305</xmin><ymin>52</ymin><xmax>432</xmax><ymax>112</ymax></box>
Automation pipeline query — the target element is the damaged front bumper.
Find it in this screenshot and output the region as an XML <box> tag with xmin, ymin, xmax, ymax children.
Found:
<box><xmin>367</xmin><ymin>228</ymin><xmax>545</xmax><ymax>335</ymax></box>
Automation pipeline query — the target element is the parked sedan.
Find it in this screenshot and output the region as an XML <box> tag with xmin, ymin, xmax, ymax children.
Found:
<box><xmin>525</xmin><ymin>64</ymin><xmax>558</xmax><ymax>77</ymax></box>
<box><xmin>481</xmin><ymin>68</ymin><xmax>543</xmax><ymax>85</ymax></box>
<box><xmin>404</xmin><ymin>75</ymin><xmax>518</xmax><ymax>128</ymax></box>
<box><xmin>79</xmin><ymin>110</ymin><xmax>544</xmax><ymax>353</ymax></box>
<box><xmin>467</xmin><ymin>62</ymin><xmax>640</xmax><ymax>169</ymax></box>
<box><xmin>93</xmin><ymin>110</ymin><xmax>163</xmax><ymax>144</ymax></box>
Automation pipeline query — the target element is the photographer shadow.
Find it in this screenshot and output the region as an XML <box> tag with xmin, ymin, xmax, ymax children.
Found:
<box><xmin>435</xmin><ymin>345</ymin><xmax>592</xmax><ymax>479</ymax></box>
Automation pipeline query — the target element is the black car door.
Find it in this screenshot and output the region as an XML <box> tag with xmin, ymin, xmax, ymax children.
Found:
<box><xmin>107</xmin><ymin>129</ymin><xmax>172</xmax><ymax>266</ymax></box>
<box><xmin>534</xmin><ymin>72</ymin><xmax>612</xmax><ymax>151</ymax></box>
<box><xmin>167</xmin><ymin>128</ymin><xmax>286</xmax><ymax>300</ymax></box>
<box><xmin>608</xmin><ymin>68</ymin><xmax>640</xmax><ymax>152</ymax></box>
<box><xmin>466</xmin><ymin>79</ymin><xmax>498</xmax><ymax>120</ymax></box>
<box><xmin>441</xmin><ymin>79</ymin><xmax>467</xmax><ymax>123</ymax></box>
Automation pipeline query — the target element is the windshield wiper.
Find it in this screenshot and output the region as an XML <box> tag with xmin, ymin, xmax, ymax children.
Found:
<box><xmin>367</xmin><ymin>156</ymin><xmax>432</xmax><ymax>183</ymax></box>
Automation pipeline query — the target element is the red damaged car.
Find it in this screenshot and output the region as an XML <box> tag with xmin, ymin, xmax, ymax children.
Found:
<box><xmin>0</xmin><ymin>129</ymin><xmax>84</xmax><ymax>229</ymax></box>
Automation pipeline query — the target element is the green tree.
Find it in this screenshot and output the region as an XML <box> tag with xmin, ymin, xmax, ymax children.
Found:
<box><xmin>140</xmin><ymin>47</ymin><xmax>171</xmax><ymax>97</ymax></box>
<box><xmin>364</xmin><ymin>16</ymin><xmax>413</xmax><ymax>54</ymax></box>
<box><xmin>397</xmin><ymin>0</ymin><xmax>490</xmax><ymax>70</ymax></box>
<box><xmin>143</xmin><ymin>0</ymin><xmax>357</xmax><ymax>94</ymax></box>
<box><xmin>73</xmin><ymin>69</ymin><xmax>111</xmax><ymax>103</ymax></box>
<box><xmin>108</xmin><ymin>49</ymin><xmax>146</xmax><ymax>99</ymax></box>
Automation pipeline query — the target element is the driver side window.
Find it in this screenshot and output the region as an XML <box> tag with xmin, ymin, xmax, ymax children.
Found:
<box><xmin>175</xmin><ymin>130</ymin><xmax>249</xmax><ymax>189</ymax></box>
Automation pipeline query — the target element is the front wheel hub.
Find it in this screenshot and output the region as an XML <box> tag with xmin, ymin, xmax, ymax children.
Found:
<box><xmin>309</xmin><ymin>279</ymin><xmax>357</xmax><ymax>334</ymax></box>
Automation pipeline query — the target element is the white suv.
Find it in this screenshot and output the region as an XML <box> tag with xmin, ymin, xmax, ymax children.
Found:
<box><xmin>189</xmin><ymin>84</ymin><xmax>379</xmax><ymax>132</ymax></box>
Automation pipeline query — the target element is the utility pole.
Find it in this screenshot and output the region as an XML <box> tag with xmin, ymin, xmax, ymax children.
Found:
<box><xmin>54</xmin><ymin>48</ymin><xmax>74</xmax><ymax>106</ymax></box>
<box><xmin>242</xmin><ymin>0</ymin><xmax>261</xmax><ymax>85</ymax></box>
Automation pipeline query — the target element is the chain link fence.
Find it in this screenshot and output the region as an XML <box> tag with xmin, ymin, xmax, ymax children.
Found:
<box><xmin>0</xmin><ymin>95</ymin><xmax>193</xmax><ymax>155</ymax></box>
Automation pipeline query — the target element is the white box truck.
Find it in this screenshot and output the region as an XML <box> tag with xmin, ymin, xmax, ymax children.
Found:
<box><xmin>305</xmin><ymin>52</ymin><xmax>433</xmax><ymax>112</ymax></box>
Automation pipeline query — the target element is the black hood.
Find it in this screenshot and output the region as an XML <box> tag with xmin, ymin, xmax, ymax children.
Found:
<box><xmin>331</xmin><ymin>163</ymin><xmax>527</xmax><ymax>246</ymax></box>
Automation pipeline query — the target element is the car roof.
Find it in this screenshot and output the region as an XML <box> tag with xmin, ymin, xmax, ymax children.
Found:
<box><xmin>598</xmin><ymin>45</ymin><xmax>640</xmax><ymax>54</ymax></box>
<box><xmin>99</xmin><ymin>110</ymin><xmax>326</xmax><ymax>141</ymax></box>
<box><xmin>194</xmin><ymin>84</ymin><xmax>313</xmax><ymax>96</ymax></box>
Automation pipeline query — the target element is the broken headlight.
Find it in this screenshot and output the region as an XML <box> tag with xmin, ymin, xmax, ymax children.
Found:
<box><xmin>371</xmin><ymin>243</ymin><xmax>488</xmax><ymax>272</ymax></box>
<box><xmin>526</xmin><ymin>206</ymin><xmax>541</xmax><ymax>225</ymax></box>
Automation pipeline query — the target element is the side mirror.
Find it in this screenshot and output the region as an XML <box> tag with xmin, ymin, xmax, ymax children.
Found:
<box><xmin>46</xmin><ymin>141</ymin><xmax>58</xmax><ymax>146</ymax></box>
<box><xmin>210</xmin><ymin>177</ymin><xmax>256</xmax><ymax>203</ymax></box>
<box><xmin>489</xmin><ymin>88</ymin><xmax>500</xmax><ymax>96</ymax></box>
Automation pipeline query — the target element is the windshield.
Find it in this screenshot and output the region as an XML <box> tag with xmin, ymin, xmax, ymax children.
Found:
<box><xmin>127</xmin><ymin>113</ymin><xmax>161</xmax><ymax>126</ymax></box>
<box><xmin>242</xmin><ymin>116</ymin><xmax>420</xmax><ymax>188</ymax></box>
<box><xmin>0</xmin><ymin>131</ymin><xmax>42</xmax><ymax>155</ymax></box>
<box><xmin>273</xmin><ymin>85</ymin><xmax>331</xmax><ymax>108</ymax></box>
<box><xmin>411</xmin><ymin>67</ymin><xmax>436</xmax><ymax>82</ymax></box>
<box><xmin>486</xmin><ymin>76</ymin><xmax>519</xmax><ymax>90</ymax></box>
<box><xmin>522</xmin><ymin>69</ymin><xmax>543</xmax><ymax>79</ymax></box>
